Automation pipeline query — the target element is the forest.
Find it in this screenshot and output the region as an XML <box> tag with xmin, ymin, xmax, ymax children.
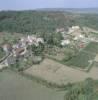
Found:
<box><xmin>0</xmin><ymin>11</ymin><xmax>98</xmax><ymax>34</ymax></box>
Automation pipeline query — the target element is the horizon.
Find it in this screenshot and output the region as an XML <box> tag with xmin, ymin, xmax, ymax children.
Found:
<box><xmin>0</xmin><ymin>0</ymin><xmax>98</xmax><ymax>11</ymax></box>
<box><xmin>0</xmin><ymin>7</ymin><xmax>98</xmax><ymax>11</ymax></box>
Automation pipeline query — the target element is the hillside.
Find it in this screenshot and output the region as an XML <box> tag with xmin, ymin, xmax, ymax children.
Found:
<box><xmin>0</xmin><ymin>11</ymin><xmax>98</xmax><ymax>34</ymax></box>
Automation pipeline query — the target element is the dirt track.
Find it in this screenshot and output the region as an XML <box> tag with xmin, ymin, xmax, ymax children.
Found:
<box><xmin>24</xmin><ymin>58</ymin><xmax>98</xmax><ymax>85</ymax></box>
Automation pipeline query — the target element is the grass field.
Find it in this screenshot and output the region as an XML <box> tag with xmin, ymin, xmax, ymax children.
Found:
<box><xmin>66</xmin><ymin>51</ymin><xmax>95</xmax><ymax>69</ymax></box>
<box><xmin>0</xmin><ymin>69</ymin><xmax>65</xmax><ymax>100</ymax></box>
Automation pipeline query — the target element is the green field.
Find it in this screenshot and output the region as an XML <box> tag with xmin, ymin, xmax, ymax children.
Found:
<box><xmin>65</xmin><ymin>42</ymin><xmax>98</xmax><ymax>69</ymax></box>
<box><xmin>0</xmin><ymin>69</ymin><xmax>65</xmax><ymax>100</ymax></box>
<box><xmin>84</xmin><ymin>42</ymin><xmax>98</xmax><ymax>54</ymax></box>
<box><xmin>66</xmin><ymin>51</ymin><xmax>95</xmax><ymax>69</ymax></box>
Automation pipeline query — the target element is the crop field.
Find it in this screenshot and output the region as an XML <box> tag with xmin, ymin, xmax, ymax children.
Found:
<box><xmin>65</xmin><ymin>42</ymin><xmax>98</xmax><ymax>69</ymax></box>
<box><xmin>0</xmin><ymin>69</ymin><xmax>65</xmax><ymax>100</ymax></box>
<box><xmin>24</xmin><ymin>58</ymin><xmax>70</xmax><ymax>86</ymax></box>
<box><xmin>24</xmin><ymin>58</ymin><xmax>98</xmax><ymax>85</ymax></box>
<box><xmin>45</xmin><ymin>42</ymin><xmax>98</xmax><ymax>70</ymax></box>
<box><xmin>84</xmin><ymin>42</ymin><xmax>98</xmax><ymax>54</ymax></box>
<box><xmin>66</xmin><ymin>51</ymin><xmax>95</xmax><ymax>69</ymax></box>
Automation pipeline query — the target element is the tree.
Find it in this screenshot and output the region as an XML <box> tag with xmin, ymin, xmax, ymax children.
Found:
<box><xmin>44</xmin><ymin>32</ymin><xmax>53</xmax><ymax>45</ymax></box>
<box><xmin>31</xmin><ymin>43</ymin><xmax>44</xmax><ymax>56</ymax></box>
<box><xmin>52</xmin><ymin>32</ymin><xmax>63</xmax><ymax>46</ymax></box>
<box><xmin>64</xmin><ymin>79</ymin><xmax>95</xmax><ymax>100</ymax></box>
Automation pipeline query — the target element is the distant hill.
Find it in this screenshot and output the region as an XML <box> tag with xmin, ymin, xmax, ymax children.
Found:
<box><xmin>36</xmin><ymin>8</ymin><xmax>98</xmax><ymax>14</ymax></box>
<box><xmin>65</xmin><ymin>8</ymin><xmax>98</xmax><ymax>14</ymax></box>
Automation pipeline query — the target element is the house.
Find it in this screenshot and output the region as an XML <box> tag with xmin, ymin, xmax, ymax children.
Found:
<box><xmin>68</xmin><ymin>26</ymin><xmax>80</xmax><ymax>33</ymax></box>
<box><xmin>68</xmin><ymin>26</ymin><xmax>82</xmax><ymax>36</ymax></box>
<box><xmin>37</xmin><ymin>38</ymin><xmax>44</xmax><ymax>44</ymax></box>
<box><xmin>73</xmin><ymin>34</ymin><xmax>85</xmax><ymax>41</ymax></box>
<box><xmin>27</xmin><ymin>35</ymin><xmax>44</xmax><ymax>46</ymax></box>
<box><xmin>20</xmin><ymin>37</ymin><xmax>27</xmax><ymax>47</ymax></box>
<box><xmin>5</xmin><ymin>55</ymin><xmax>16</xmax><ymax>66</ymax></box>
<box><xmin>2</xmin><ymin>43</ymin><xmax>12</xmax><ymax>55</ymax></box>
<box><xmin>13</xmin><ymin>48</ymin><xmax>25</xmax><ymax>57</ymax></box>
<box><xmin>61</xmin><ymin>40</ymin><xmax>70</xmax><ymax>46</ymax></box>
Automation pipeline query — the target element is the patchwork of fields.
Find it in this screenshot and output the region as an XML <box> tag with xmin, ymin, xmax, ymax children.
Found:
<box><xmin>24</xmin><ymin>58</ymin><xmax>98</xmax><ymax>86</ymax></box>
<box><xmin>45</xmin><ymin>42</ymin><xmax>98</xmax><ymax>70</ymax></box>
<box><xmin>66</xmin><ymin>42</ymin><xmax>98</xmax><ymax>70</ymax></box>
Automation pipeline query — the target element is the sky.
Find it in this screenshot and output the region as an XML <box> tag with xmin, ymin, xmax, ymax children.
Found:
<box><xmin>0</xmin><ymin>0</ymin><xmax>98</xmax><ymax>10</ymax></box>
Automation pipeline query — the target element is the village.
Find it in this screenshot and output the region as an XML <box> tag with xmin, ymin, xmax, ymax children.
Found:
<box><xmin>0</xmin><ymin>26</ymin><xmax>98</xmax><ymax>69</ymax></box>
<box><xmin>0</xmin><ymin>26</ymin><xmax>98</xmax><ymax>100</ymax></box>
<box><xmin>0</xmin><ymin>34</ymin><xmax>44</xmax><ymax>69</ymax></box>
<box><xmin>0</xmin><ymin>0</ymin><xmax>98</xmax><ymax>99</ymax></box>
<box><xmin>0</xmin><ymin>25</ymin><xmax>98</xmax><ymax>86</ymax></box>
